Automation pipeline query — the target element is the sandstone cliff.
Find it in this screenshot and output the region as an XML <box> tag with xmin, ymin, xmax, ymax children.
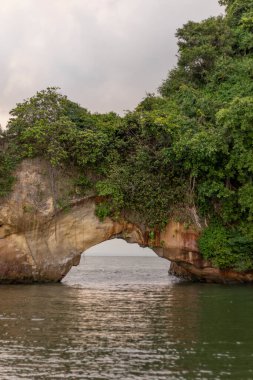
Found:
<box><xmin>0</xmin><ymin>159</ymin><xmax>253</xmax><ymax>283</ymax></box>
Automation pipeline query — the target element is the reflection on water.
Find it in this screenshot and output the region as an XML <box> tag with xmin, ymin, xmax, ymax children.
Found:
<box><xmin>0</xmin><ymin>256</ymin><xmax>252</xmax><ymax>379</ymax></box>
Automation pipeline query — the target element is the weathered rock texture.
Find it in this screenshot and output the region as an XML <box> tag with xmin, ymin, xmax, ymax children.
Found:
<box><xmin>1</xmin><ymin>159</ymin><xmax>253</xmax><ymax>283</ymax></box>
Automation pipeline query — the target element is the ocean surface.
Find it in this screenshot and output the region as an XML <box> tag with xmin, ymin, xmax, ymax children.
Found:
<box><xmin>0</xmin><ymin>255</ymin><xmax>253</xmax><ymax>379</ymax></box>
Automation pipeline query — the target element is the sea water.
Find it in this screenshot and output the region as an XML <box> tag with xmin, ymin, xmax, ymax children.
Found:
<box><xmin>0</xmin><ymin>255</ymin><xmax>252</xmax><ymax>379</ymax></box>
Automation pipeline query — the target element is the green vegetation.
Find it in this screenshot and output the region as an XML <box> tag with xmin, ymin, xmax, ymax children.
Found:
<box><xmin>1</xmin><ymin>0</ymin><xmax>253</xmax><ymax>270</ymax></box>
<box><xmin>95</xmin><ymin>202</ymin><xmax>112</xmax><ymax>222</ymax></box>
<box><xmin>199</xmin><ymin>223</ymin><xmax>253</xmax><ymax>271</ymax></box>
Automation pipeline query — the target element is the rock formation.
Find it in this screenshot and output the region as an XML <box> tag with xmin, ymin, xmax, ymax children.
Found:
<box><xmin>1</xmin><ymin>159</ymin><xmax>253</xmax><ymax>283</ymax></box>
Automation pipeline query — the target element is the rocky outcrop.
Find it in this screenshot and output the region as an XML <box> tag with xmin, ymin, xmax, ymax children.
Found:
<box><xmin>1</xmin><ymin>159</ymin><xmax>253</xmax><ymax>284</ymax></box>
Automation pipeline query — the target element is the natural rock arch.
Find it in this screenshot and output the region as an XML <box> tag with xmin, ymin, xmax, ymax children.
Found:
<box><xmin>1</xmin><ymin>159</ymin><xmax>253</xmax><ymax>284</ymax></box>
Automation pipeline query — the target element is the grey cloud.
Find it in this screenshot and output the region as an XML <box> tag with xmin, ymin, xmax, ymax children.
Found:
<box><xmin>0</xmin><ymin>0</ymin><xmax>223</xmax><ymax>126</ymax></box>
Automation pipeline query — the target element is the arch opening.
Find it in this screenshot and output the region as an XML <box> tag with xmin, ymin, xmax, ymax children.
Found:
<box><xmin>63</xmin><ymin>239</ymin><xmax>171</xmax><ymax>287</ymax></box>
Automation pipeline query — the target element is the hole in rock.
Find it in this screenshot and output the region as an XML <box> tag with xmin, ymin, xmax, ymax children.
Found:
<box><xmin>63</xmin><ymin>239</ymin><xmax>171</xmax><ymax>287</ymax></box>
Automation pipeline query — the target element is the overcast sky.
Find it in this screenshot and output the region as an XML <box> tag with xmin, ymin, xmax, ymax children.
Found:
<box><xmin>85</xmin><ymin>239</ymin><xmax>155</xmax><ymax>256</ymax></box>
<box><xmin>0</xmin><ymin>0</ymin><xmax>223</xmax><ymax>127</ymax></box>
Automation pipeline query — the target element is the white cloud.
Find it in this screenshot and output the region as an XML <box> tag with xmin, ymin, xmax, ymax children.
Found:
<box><xmin>0</xmin><ymin>0</ymin><xmax>223</xmax><ymax>127</ymax></box>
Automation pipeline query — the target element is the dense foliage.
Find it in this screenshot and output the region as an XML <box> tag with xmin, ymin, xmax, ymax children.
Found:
<box><xmin>1</xmin><ymin>0</ymin><xmax>253</xmax><ymax>270</ymax></box>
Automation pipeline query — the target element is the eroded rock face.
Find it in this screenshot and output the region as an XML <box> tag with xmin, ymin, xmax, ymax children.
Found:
<box><xmin>1</xmin><ymin>159</ymin><xmax>253</xmax><ymax>284</ymax></box>
<box><xmin>0</xmin><ymin>159</ymin><xmax>145</xmax><ymax>282</ymax></box>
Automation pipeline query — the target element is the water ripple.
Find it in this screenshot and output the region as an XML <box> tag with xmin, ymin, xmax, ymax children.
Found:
<box><xmin>0</xmin><ymin>257</ymin><xmax>252</xmax><ymax>379</ymax></box>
